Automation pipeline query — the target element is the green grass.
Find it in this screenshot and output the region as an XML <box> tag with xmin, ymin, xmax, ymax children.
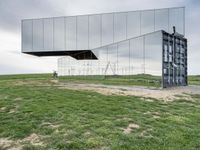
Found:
<box><xmin>60</xmin><ymin>74</ymin><xmax>200</xmax><ymax>87</ymax></box>
<box><xmin>59</xmin><ymin>74</ymin><xmax>161</xmax><ymax>87</ymax></box>
<box><xmin>188</xmin><ymin>75</ymin><xmax>200</xmax><ymax>85</ymax></box>
<box><xmin>0</xmin><ymin>73</ymin><xmax>51</xmax><ymax>80</ymax></box>
<box><xmin>0</xmin><ymin>74</ymin><xmax>200</xmax><ymax>149</ymax></box>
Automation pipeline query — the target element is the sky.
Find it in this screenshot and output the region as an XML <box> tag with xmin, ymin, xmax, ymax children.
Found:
<box><xmin>0</xmin><ymin>0</ymin><xmax>199</xmax><ymax>75</ymax></box>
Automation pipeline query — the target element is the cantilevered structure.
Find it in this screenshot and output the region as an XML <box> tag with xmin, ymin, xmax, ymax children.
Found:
<box><xmin>21</xmin><ymin>7</ymin><xmax>187</xmax><ymax>87</ymax></box>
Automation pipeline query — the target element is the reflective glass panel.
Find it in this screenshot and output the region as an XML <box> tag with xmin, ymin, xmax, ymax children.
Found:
<box><xmin>117</xmin><ymin>40</ymin><xmax>130</xmax><ymax>75</ymax></box>
<box><xmin>107</xmin><ymin>44</ymin><xmax>118</xmax><ymax>75</ymax></box>
<box><xmin>33</xmin><ymin>19</ymin><xmax>43</xmax><ymax>50</ymax></box>
<box><xmin>145</xmin><ymin>31</ymin><xmax>162</xmax><ymax>75</ymax></box>
<box><xmin>130</xmin><ymin>36</ymin><xmax>144</xmax><ymax>74</ymax></box>
<box><xmin>102</xmin><ymin>13</ymin><xmax>114</xmax><ymax>46</ymax></box>
<box><xmin>114</xmin><ymin>12</ymin><xmax>127</xmax><ymax>42</ymax></box>
<box><xmin>89</xmin><ymin>15</ymin><xmax>101</xmax><ymax>49</ymax></box>
<box><xmin>54</xmin><ymin>17</ymin><xmax>65</xmax><ymax>50</ymax></box>
<box><xmin>169</xmin><ymin>7</ymin><xmax>184</xmax><ymax>35</ymax></box>
<box><xmin>141</xmin><ymin>10</ymin><xmax>154</xmax><ymax>34</ymax></box>
<box><xmin>66</xmin><ymin>16</ymin><xmax>77</xmax><ymax>50</ymax></box>
<box><xmin>127</xmin><ymin>11</ymin><xmax>140</xmax><ymax>38</ymax></box>
<box><xmin>44</xmin><ymin>18</ymin><xmax>53</xmax><ymax>51</ymax></box>
<box><xmin>77</xmin><ymin>15</ymin><xmax>89</xmax><ymax>49</ymax></box>
<box><xmin>155</xmin><ymin>9</ymin><xmax>169</xmax><ymax>32</ymax></box>
<box><xmin>22</xmin><ymin>20</ymin><xmax>32</xmax><ymax>51</ymax></box>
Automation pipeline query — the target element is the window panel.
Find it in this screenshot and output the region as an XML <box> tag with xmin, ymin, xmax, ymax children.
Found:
<box><xmin>127</xmin><ymin>11</ymin><xmax>141</xmax><ymax>38</ymax></box>
<box><xmin>66</xmin><ymin>16</ymin><xmax>77</xmax><ymax>50</ymax></box>
<box><xmin>89</xmin><ymin>15</ymin><xmax>101</xmax><ymax>49</ymax></box>
<box><xmin>117</xmin><ymin>40</ymin><xmax>130</xmax><ymax>75</ymax></box>
<box><xmin>107</xmin><ymin>44</ymin><xmax>118</xmax><ymax>75</ymax></box>
<box><xmin>155</xmin><ymin>9</ymin><xmax>169</xmax><ymax>32</ymax></box>
<box><xmin>145</xmin><ymin>31</ymin><xmax>162</xmax><ymax>75</ymax></box>
<box><xmin>114</xmin><ymin>12</ymin><xmax>127</xmax><ymax>42</ymax></box>
<box><xmin>141</xmin><ymin>10</ymin><xmax>154</xmax><ymax>34</ymax></box>
<box><xmin>22</xmin><ymin>20</ymin><xmax>32</xmax><ymax>51</ymax></box>
<box><xmin>77</xmin><ymin>15</ymin><xmax>89</xmax><ymax>49</ymax></box>
<box><xmin>44</xmin><ymin>18</ymin><xmax>53</xmax><ymax>51</ymax></box>
<box><xmin>169</xmin><ymin>7</ymin><xmax>184</xmax><ymax>35</ymax></box>
<box><xmin>33</xmin><ymin>19</ymin><xmax>43</xmax><ymax>50</ymax></box>
<box><xmin>54</xmin><ymin>17</ymin><xmax>65</xmax><ymax>50</ymax></box>
<box><xmin>130</xmin><ymin>36</ymin><xmax>144</xmax><ymax>74</ymax></box>
<box><xmin>102</xmin><ymin>13</ymin><xmax>114</xmax><ymax>46</ymax></box>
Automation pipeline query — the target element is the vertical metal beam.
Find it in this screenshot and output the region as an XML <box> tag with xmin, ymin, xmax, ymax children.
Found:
<box><xmin>21</xmin><ymin>20</ymin><xmax>23</xmax><ymax>51</ymax></box>
<box><xmin>168</xmin><ymin>8</ymin><xmax>170</xmax><ymax>33</ymax></box>
<box><xmin>32</xmin><ymin>20</ymin><xmax>33</xmax><ymax>51</ymax></box>
<box><xmin>143</xmin><ymin>36</ymin><xmax>145</xmax><ymax>74</ymax></box>
<box><xmin>53</xmin><ymin>18</ymin><xmax>54</xmax><ymax>50</ymax></box>
<box><xmin>64</xmin><ymin>17</ymin><xmax>66</xmax><ymax>50</ymax></box>
<box><xmin>185</xmin><ymin>39</ymin><xmax>188</xmax><ymax>85</ymax></box>
<box><xmin>126</xmin><ymin>12</ymin><xmax>128</xmax><ymax>40</ymax></box>
<box><xmin>173</xmin><ymin>35</ymin><xmax>175</xmax><ymax>85</ymax></box>
<box><xmin>88</xmin><ymin>15</ymin><xmax>90</xmax><ymax>49</ymax></box>
<box><xmin>76</xmin><ymin>16</ymin><xmax>77</xmax><ymax>50</ymax></box>
<box><xmin>128</xmin><ymin>39</ymin><xmax>130</xmax><ymax>76</ymax></box>
<box><xmin>154</xmin><ymin>9</ymin><xmax>155</xmax><ymax>32</ymax></box>
<box><xmin>168</xmin><ymin>35</ymin><xmax>171</xmax><ymax>86</ymax></box>
<box><xmin>161</xmin><ymin>31</ymin><xmax>164</xmax><ymax>88</ymax></box>
<box><xmin>42</xmin><ymin>19</ymin><xmax>44</xmax><ymax>50</ymax></box>
<box><xmin>140</xmin><ymin>11</ymin><xmax>142</xmax><ymax>35</ymax></box>
<box><xmin>183</xmin><ymin>7</ymin><xmax>185</xmax><ymax>36</ymax></box>
<box><xmin>113</xmin><ymin>13</ymin><xmax>115</xmax><ymax>43</ymax></box>
<box><xmin>100</xmin><ymin>14</ymin><xmax>102</xmax><ymax>47</ymax></box>
<box><xmin>117</xmin><ymin>43</ymin><xmax>119</xmax><ymax>75</ymax></box>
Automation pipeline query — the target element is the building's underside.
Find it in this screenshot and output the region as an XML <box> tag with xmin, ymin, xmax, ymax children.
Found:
<box><xmin>23</xmin><ymin>50</ymin><xmax>98</xmax><ymax>59</ymax></box>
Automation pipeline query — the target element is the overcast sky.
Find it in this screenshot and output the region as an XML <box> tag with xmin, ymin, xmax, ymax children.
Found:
<box><xmin>0</xmin><ymin>0</ymin><xmax>199</xmax><ymax>75</ymax></box>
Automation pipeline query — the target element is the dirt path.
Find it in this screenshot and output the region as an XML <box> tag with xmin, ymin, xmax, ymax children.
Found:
<box><xmin>57</xmin><ymin>81</ymin><xmax>200</xmax><ymax>101</ymax></box>
<box><xmin>14</xmin><ymin>79</ymin><xmax>200</xmax><ymax>102</ymax></box>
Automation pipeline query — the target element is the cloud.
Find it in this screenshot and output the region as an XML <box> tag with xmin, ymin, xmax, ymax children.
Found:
<box><xmin>0</xmin><ymin>0</ymin><xmax>199</xmax><ymax>75</ymax></box>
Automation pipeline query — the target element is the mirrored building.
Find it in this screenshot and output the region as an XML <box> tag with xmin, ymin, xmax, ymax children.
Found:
<box><xmin>21</xmin><ymin>7</ymin><xmax>187</xmax><ymax>88</ymax></box>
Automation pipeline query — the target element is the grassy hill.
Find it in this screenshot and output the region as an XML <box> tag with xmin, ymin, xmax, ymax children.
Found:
<box><xmin>0</xmin><ymin>74</ymin><xmax>200</xmax><ymax>149</ymax></box>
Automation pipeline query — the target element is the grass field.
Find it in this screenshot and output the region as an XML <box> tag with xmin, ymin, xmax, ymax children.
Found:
<box><xmin>188</xmin><ymin>75</ymin><xmax>200</xmax><ymax>85</ymax></box>
<box><xmin>0</xmin><ymin>74</ymin><xmax>200</xmax><ymax>149</ymax></box>
<box><xmin>59</xmin><ymin>74</ymin><xmax>161</xmax><ymax>87</ymax></box>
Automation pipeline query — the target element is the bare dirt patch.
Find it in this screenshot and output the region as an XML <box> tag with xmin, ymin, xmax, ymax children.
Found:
<box><xmin>0</xmin><ymin>138</ymin><xmax>16</xmax><ymax>149</ymax></box>
<box><xmin>139</xmin><ymin>128</ymin><xmax>153</xmax><ymax>138</ymax></box>
<box><xmin>122</xmin><ymin>123</ymin><xmax>140</xmax><ymax>134</ymax></box>
<box><xmin>144</xmin><ymin>111</ymin><xmax>161</xmax><ymax>119</ymax></box>
<box><xmin>8</xmin><ymin>105</ymin><xmax>19</xmax><ymax>114</ymax></box>
<box><xmin>83</xmin><ymin>131</ymin><xmax>91</xmax><ymax>137</ymax></box>
<box><xmin>12</xmin><ymin>79</ymin><xmax>200</xmax><ymax>101</ymax></box>
<box><xmin>23</xmin><ymin>133</ymin><xmax>44</xmax><ymax>146</ymax></box>
<box><xmin>14</xmin><ymin>97</ymin><xmax>23</xmax><ymax>101</ymax></box>
<box><xmin>41</xmin><ymin>122</ymin><xmax>61</xmax><ymax>134</ymax></box>
<box><xmin>0</xmin><ymin>138</ymin><xmax>22</xmax><ymax>150</ymax></box>
<box><xmin>0</xmin><ymin>133</ymin><xmax>44</xmax><ymax>150</ymax></box>
<box><xmin>0</xmin><ymin>107</ymin><xmax>6</xmax><ymax>111</ymax></box>
<box><xmin>153</xmin><ymin>115</ymin><xmax>160</xmax><ymax>119</ymax></box>
<box><xmin>58</xmin><ymin>82</ymin><xmax>200</xmax><ymax>101</ymax></box>
<box><xmin>41</xmin><ymin>122</ymin><xmax>60</xmax><ymax>129</ymax></box>
<box><xmin>13</xmin><ymin>80</ymin><xmax>54</xmax><ymax>87</ymax></box>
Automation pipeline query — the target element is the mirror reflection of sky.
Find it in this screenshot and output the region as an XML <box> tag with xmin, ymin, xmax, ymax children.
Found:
<box><xmin>58</xmin><ymin>31</ymin><xmax>162</xmax><ymax>76</ymax></box>
<box><xmin>22</xmin><ymin>8</ymin><xmax>183</xmax><ymax>76</ymax></box>
<box><xmin>22</xmin><ymin>7</ymin><xmax>184</xmax><ymax>51</ymax></box>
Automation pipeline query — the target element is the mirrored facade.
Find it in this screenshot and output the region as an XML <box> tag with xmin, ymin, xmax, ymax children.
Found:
<box><xmin>21</xmin><ymin>7</ymin><xmax>187</xmax><ymax>88</ymax></box>
<box><xmin>22</xmin><ymin>7</ymin><xmax>185</xmax><ymax>52</ymax></box>
<box><xmin>58</xmin><ymin>31</ymin><xmax>162</xmax><ymax>76</ymax></box>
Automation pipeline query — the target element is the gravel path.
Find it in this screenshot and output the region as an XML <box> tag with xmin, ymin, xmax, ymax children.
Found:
<box><xmin>57</xmin><ymin>81</ymin><xmax>200</xmax><ymax>101</ymax></box>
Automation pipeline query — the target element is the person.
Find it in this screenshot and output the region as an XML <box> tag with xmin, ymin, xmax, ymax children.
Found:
<box><xmin>53</xmin><ymin>71</ymin><xmax>58</xmax><ymax>79</ymax></box>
